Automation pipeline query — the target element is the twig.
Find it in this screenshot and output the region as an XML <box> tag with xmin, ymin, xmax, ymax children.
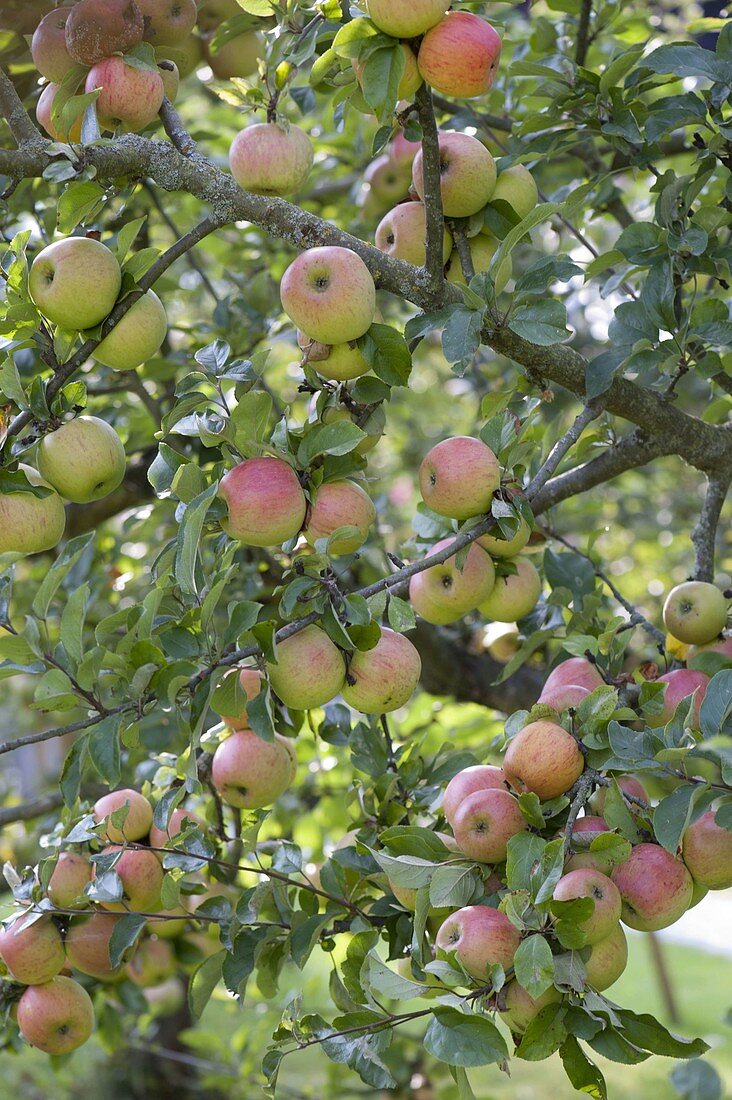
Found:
<box><xmin>575</xmin><ymin>0</ymin><xmax>594</xmax><ymax>67</ymax></box>
<box><xmin>450</xmin><ymin>222</ymin><xmax>475</xmax><ymax>282</ymax></box>
<box><xmin>526</xmin><ymin>402</ymin><xmax>602</xmax><ymax>499</ymax></box>
<box><xmin>414</xmin><ymin>83</ymin><xmax>445</xmax><ymax>297</ymax></box>
<box><xmin>159</xmin><ymin>97</ymin><xmax>196</xmax><ymax>157</ymax></box>
<box><xmin>142</xmin><ymin>180</ymin><xmax>220</xmax><ymax>303</ymax></box>
<box><xmin>0</xmin><ymin>705</ymin><xmax>131</xmax><ymax>758</ymax></box>
<box><xmin>690</xmin><ymin>472</ymin><xmax>731</xmax><ymax>582</ymax></box>
<box><xmin>563</xmin><ymin>771</ymin><xmax>596</xmax><ymax>857</ymax></box>
<box><xmin>431</xmin><ymin>94</ymin><xmax>512</xmax><ymax>133</ymax></box>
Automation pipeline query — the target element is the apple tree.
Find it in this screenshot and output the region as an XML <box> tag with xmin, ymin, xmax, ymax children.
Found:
<box><xmin>0</xmin><ymin>0</ymin><xmax>731</xmax><ymax>1097</ymax></box>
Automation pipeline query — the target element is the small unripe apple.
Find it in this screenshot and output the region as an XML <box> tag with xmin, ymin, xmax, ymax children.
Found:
<box><xmin>96</xmin><ymin>846</ymin><xmax>164</xmax><ymax>912</ymax></box>
<box><xmin>412</xmin><ymin>131</ymin><xmax>497</xmax><ymax>218</ymax></box>
<box><xmin>419</xmin><ymin>435</ymin><xmax>500</xmax><ymax>521</ymax></box>
<box><xmin>503</xmin><ymin>720</ymin><xmax>584</xmax><ymax>801</ymax></box>
<box><xmin>0</xmin><ymin>465</ymin><xmax>66</xmax><ymax>556</ymax></box>
<box><xmin>48</xmin><ymin>853</ymin><xmax>92</xmax><ymax>910</ymax></box>
<box><xmin>126</xmin><ymin>936</ymin><xmax>176</xmax><ymax>986</ymax></box>
<box><xmin>479</xmin><ymin>556</ymin><xmax>542</xmax><ymax>623</ymax></box>
<box><xmin>365</xmin><ymin>0</ymin><xmax>446</xmax><ymax>39</ymax></box>
<box><xmin>281</xmin><ymin>247</ymin><xmax>376</xmax><ymax>345</ymax></box>
<box><xmin>584</xmin><ymin>923</ymin><xmax>628</xmax><ymax>991</ymax></box>
<box><xmin>36</xmin><ymin>83</ymin><xmax>83</xmax><ymax>143</ymax></box>
<box><xmin>65</xmin><ymin>0</ymin><xmax>144</xmax><ymax>66</ymax></box>
<box><xmin>452</xmin><ymin>787</ymin><xmax>527</xmax><ymax>863</ymax></box>
<box><xmin>218</xmin><ymin>456</ymin><xmax>306</xmax><ymax>547</ymax></box>
<box><xmin>682</xmin><ymin>810</ymin><xmax>732</xmax><ymax>890</ymax></box>
<box><xmin>542</xmin><ymin>656</ymin><xmax>604</xmax><ymax>695</ymax></box>
<box><xmin>229</xmin><ymin>122</ymin><xmax>313</xmax><ymax>197</ymax></box>
<box><xmin>363</xmin><ymin>155</ymin><xmax>412</xmax><ymax>207</ymax></box>
<box><xmin>375</xmin><ymin>201</ymin><xmax>452</xmax><ymax>267</ymax></box>
<box><xmin>204</xmin><ymin>30</ymin><xmax>260</xmax><ymax>79</ymax></box>
<box><xmin>353</xmin><ymin>43</ymin><xmax>421</xmax><ymax>100</ymax></box>
<box><xmin>611</xmin><ymin>842</ymin><xmax>693</xmax><ymax>931</ymax></box>
<box><xmin>298</xmin><ymin>332</ymin><xmax>370</xmax><ymax>382</ymax></box>
<box><xmin>502</xmin><ymin>981</ymin><xmax>561</xmax><ymax>1033</ymax></box>
<box><xmin>266</xmin><ymin>625</ymin><xmax>346</xmax><ymax>710</ymax></box>
<box><xmin>17</xmin><ymin>976</ymin><xmax>94</xmax><ymax>1055</ymax></box>
<box><xmin>342</xmin><ymin>628</ymin><xmax>421</xmax><ymax>714</ymax></box>
<box><xmin>65</xmin><ymin>913</ymin><xmax>125</xmax><ymax>979</ymax></box>
<box><xmin>418</xmin><ymin>11</ymin><xmax>502</xmax><ymax>99</ymax></box>
<box><xmin>443</xmin><ymin>764</ymin><xmax>507</xmax><ymax>827</ymax></box>
<box><xmin>137</xmin><ymin>0</ymin><xmax>197</xmax><ymax>44</ymax></box>
<box><xmin>30</xmin><ymin>237</ymin><xmax>122</xmax><ymax>330</ymax></box>
<box><xmin>31</xmin><ymin>8</ymin><xmax>75</xmax><ymax>83</ymax></box>
<box><xmin>435</xmin><ymin>904</ymin><xmax>520</xmax><ymax>980</ymax></box>
<box><xmin>218</xmin><ymin>667</ymin><xmax>264</xmax><ymax>730</ymax></box>
<box><xmin>304</xmin><ymin>479</ymin><xmax>375</xmax><ymax>555</ymax></box>
<box><xmin>409</xmin><ymin>539</ymin><xmax>495</xmax><ymax>625</ymax></box>
<box><xmin>491</xmin><ymin>165</ymin><xmax>539</xmax><ymax>220</ymax></box>
<box><xmin>553</xmin><ymin>868</ymin><xmax>622</xmax><ymax>945</ymax></box>
<box><xmin>445</xmin><ymin>233</ymin><xmax>512</xmax><ymax>293</ymax></box>
<box><xmin>92</xmin><ymin>289</ymin><xmax>168</xmax><ymax>370</ymax></box>
<box><xmin>0</xmin><ymin>915</ymin><xmax>65</xmax><ymax>985</ymax></box>
<box><xmin>93</xmin><ymin>788</ymin><xmax>153</xmax><ymax>843</ymax></box>
<box><xmin>648</xmin><ymin>668</ymin><xmax>709</xmax><ymax>728</ymax></box>
<box><xmin>37</xmin><ymin>416</ymin><xmax>126</xmax><ymax>504</ymax></box>
<box><xmin>211</xmin><ymin>728</ymin><xmax>297</xmax><ymax>808</ymax></box>
<box><xmin>662</xmin><ymin>581</ymin><xmax>728</xmax><ymax>645</ymax></box>
<box><xmin>86</xmin><ymin>57</ymin><xmax>165</xmax><ymax>132</ymax></box>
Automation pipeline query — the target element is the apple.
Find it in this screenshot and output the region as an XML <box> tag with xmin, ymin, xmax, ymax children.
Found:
<box><xmin>688</xmin><ymin>635</ymin><xmax>732</xmax><ymax>662</ymax></box>
<box><xmin>353</xmin><ymin>43</ymin><xmax>421</xmax><ymax>100</ymax></box>
<box><xmin>663</xmin><ymin>581</ymin><xmax>728</xmax><ymax>645</ymax></box>
<box><xmin>211</xmin><ymin>728</ymin><xmax>297</xmax><ymax>808</ymax></box>
<box><xmin>503</xmin><ymin>720</ymin><xmax>584</xmax><ymax>801</ymax></box>
<box><xmin>217</xmin><ymin>456</ymin><xmax>306</xmax><ymax>547</ymax></box>
<box><xmin>491</xmin><ymin>165</ymin><xmax>539</xmax><ymax>220</ymax></box>
<box><xmin>419</xmin><ymin>436</ymin><xmax>500</xmax><ymax>521</ymax></box>
<box><xmin>156</xmin><ymin>32</ymin><xmax>203</xmax><ymax>78</ymax></box>
<box><xmin>479</xmin><ymin>556</ymin><xmax>542</xmax><ymax>623</ymax></box>
<box><xmin>435</xmin><ymin>904</ymin><xmax>520</xmax><ymax>980</ymax></box>
<box><xmin>374</xmin><ymin>201</ymin><xmax>452</xmax><ymax>267</ymax></box>
<box><xmin>537</xmin><ymin>684</ymin><xmax>590</xmax><ymax>714</ymax></box>
<box><xmin>65</xmin><ymin>913</ymin><xmax>125</xmax><ymax>979</ymax></box>
<box><xmin>137</xmin><ymin>0</ymin><xmax>197</xmax><ymax>44</ymax></box>
<box><xmin>266</xmin><ymin>625</ymin><xmax>346</xmax><ymax>710</ymax></box>
<box><xmin>96</xmin><ymin>846</ymin><xmax>164</xmax><ymax>912</ymax></box>
<box><xmin>682</xmin><ymin>810</ymin><xmax>732</xmax><ymax>890</ymax></box>
<box><xmin>479</xmin><ymin>519</ymin><xmax>531</xmax><ymax>560</ymax></box>
<box><xmin>298</xmin><ymin>332</ymin><xmax>370</xmax><ymax>382</ymax></box>
<box><xmin>408</xmin><ymin>539</ymin><xmax>496</xmax><ymax>626</ymax></box>
<box><xmin>565</xmin><ymin>817</ymin><xmax>625</xmax><ymax>876</ymax></box>
<box><xmin>502</xmin><ymin>982</ymin><xmax>561</xmax><ymax>1033</ymax></box>
<box><xmin>365</xmin><ymin>0</ymin><xmax>446</xmax><ymax>39</ymax></box>
<box><xmin>143</xmin><ymin>977</ymin><xmax>185</xmax><ymax>1016</ymax></box>
<box><xmin>363</xmin><ymin>156</ymin><xmax>411</xmax><ymax>207</ymax></box>
<box><xmin>86</xmin><ymin>57</ymin><xmax>165</xmax><ymax>132</ymax></box>
<box><xmin>321</xmin><ymin>405</ymin><xmax>385</xmax><ymax>455</ymax></box>
<box><xmin>92</xmin><ymin>289</ymin><xmax>168</xmax><ymax>370</ymax></box>
<box><xmin>648</xmin><ymin>669</ymin><xmax>709</xmax><ymax>728</ymax></box>
<box><xmin>542</xmin><ymin>656</ymin><xmax>604</xmax><ymax>695</ymax></box>
<box><xmin>342</xmin><ymin>627</ymin><xmax>421</xmax><ymax>714</ymax></box>
<box><xmin>0</xmin><ymin>915</ymin><xmax>65</xmax><ymax>984</ymax></box>
<box><xmin>412</xmin><ymin>132</ymin><xmax>497</xmax><ymax>218</ymax></box>
<box><xmin>280</xmin><ymin>246</ymin><xmax>376</xmax><ymax>345</ymax></box>
<box><xmin>158</xmin><ymin>59</ymin><xmax>180</xmax><ymax>101</ymax></box>
<box><xmin>36</xmin><ymin>83</ymin><xmax>83</xmax><ymax>143</ymax></box>
<box><xmin>591</xmin><ymin>775</ymin><xmax>648</xmax><ymax>815</ymax></box>
<box><xmin>418</xmin><ymin>12</ymin><xmax>502</xmax><ymax>99</ymax></box>
<box><xmin>229</xmin><ymin>122</ymin><xmax>313</xmax><ymax>197</ymax></box>
<box><xmin>553</xmin><ymin>868</ymin><xmax>621</xmax><ymax>945</ymax></box>
<box><xmin>37</xmin><ymin>416</ymin><xmax>127</xmax><ymax>504</ymax></box>
<box><xmin>94</xmin><ymin>788</ymin><xmax>153</xmax><ymax>842</ymax></box>
<box><xmin>17</xmin><ymin>976</ymin><xmax>94</xmax><ymax>1055</ymax></box>
<box><xmin>218</xmin><ymin>666</ymin><xmax>264</xmax><ymax>730</ymax></box>
<box><xmin>452</xmin><ymin>787</ymin><xmax>527</xmax><ymax>863</ymax></box>
<box><xmin>611</xmin><ymin>842</ymin><xmax>693</xmax><ymax>931</ymax></box>
<box><xmin>485</xmin><ymin>624</ymin><xmax>520</xmax><ymax>664</ymax></box>
<box><xmin>47</xmin><ymin>853</ymin><xmax>92</xmax><ymax>910</ymax></box>
<box><xmin>443</xmin><ymin>764</ymin><xmax>507</xmax><ymax>826</ymax></box>
<box><xmin>65</xmin><ymin>0</ymin><xmax>144</xmax><ymax>65</ymax></box>
<box><xmin>29</xmin><ymin>237</ymin><xmax>122</xmax><ymax>330</ymax></box>
<box><xmin>127</xmin><ymin>936</ymin><xmax>176</xmax><ymax>986</ymax></box>
<box><xmin>204</xmin><ymin>30</ymin><xmax>260</xmax><ymax>79</ymax></box>
<box><xmin>0</xmin><ymin>465</ymin><xmax>66</xmax><ymax>556</ymax></box>
<box><xmin>304</xmin><ymin>479</ymin><xmax>375</xmax><ymax>555</ymax></box>
<box><xmin>196</xmin><ymin>0</ymin><xmax>240</xmax><ymax>34</ymax></box>
<box><xmin>149</xmin><ymin>805</ymin><xmax>203</xmax><ymax>854</ymax></box>
<box><xmin>584</xmin><ymin>924</ymin><xmax>628</xmax><ymax>991</ymax></box>
<box><xmin>445</xmin><ymin>233</ymin><xmax>512</xmax><ymax>293</ymax></box>
<box><xmin>389</xmin><ymin>131</ymin><xmax>421</xmax><ymax>168</ymax></box>
<box><xmin>31</xmin><ymin>8</ymin><xmax>75</xmax><ymax>83</ymax></box>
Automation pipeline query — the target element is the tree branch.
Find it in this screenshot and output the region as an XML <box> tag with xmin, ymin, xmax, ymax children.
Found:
<box><xmin>0</xmin><ymin>68</ymin><xmax>42</xmax><ymax>145</ymax></box>
<box><xmin>575</xmin><ymin>0</ymin><xmax>594</xmax><ymax>67</ymax></box>
<box><xmin>691</xmin><ymin>473</ymin><xmax>731</xmax><ymax>582</ymax></box>
<box><xmin>526</xmin><ymin>402</ymin><xmax>602</xmax><ymax>499</ymax></box>
<box><xmin>0</xmin><ymin>792</ymin><xmax>64</xmax><ymax>826</ymax></box>
<box><xmin>414</xmin><ymin>82</ymin><xmax>446</xmax><ymax>296</ymax></box>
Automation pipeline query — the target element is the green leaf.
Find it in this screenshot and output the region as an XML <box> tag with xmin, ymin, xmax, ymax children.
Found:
<box><xmin>363</xmin><ymin>955</ymin><xmax>429</xmax><ymax>1001</ymax></box>
<box><xmin>491</xmin><ymin>202</ymin><xmax>561</xmax><ymax>278</ymax></box>
<box><xmin>175</xmin><ymin>483</ymin><xmax>218</xmax><ymax>595</ymax></box>
<box><xmin>559</xmin><ymin>1036</ymin><xmax>607</xmax><ymax>1099</ymax></box>
<box><xmin>508</xmin><ymin>299</ymin><xmax>571</xmax><ymax>345</ymax></box>
<box><xmin>653</xmin><ymin>784</ymin><xmax>701</xmax><ymax>854</ymax></box>
<box><xmin>506</xmin><ymin>833</ymin><xmax>547</xmax><ymax>892</ymax></box>
<box><xmin>513</xmin><ymin>935</ymin><xmax>555</xmax><ymax>999</ymax></box>
<box><xmin>60</xmin><ymin>583</ymin><xmax>89</xmax><ymax>665</ymax></box>
<box><xmin>670</xmin><ymin>1060</ymin><xmax>723</xmax><ymax>1100</ymax></box>
<box><xmin>429</xmin><ymin>864</ymin><xmax>481</xmax><ymax>910</ymax></box>
<box><xmin>188</xmin><ymin>950</ymin><xmax>226</xmax><ymax>1019</ymax></box>
<box><xmin>699</xmin><ymin>670</ymin><xmax>732</xmax><ymax>737</ymax></box>
<box><xmin>387</xmin><ymin>595</ymin><xmax>416</xmax><ymax>632</ymax></box>
<box><xmin>108</xmin><ymin>912</ymin><xmax>146</xmax><ymax>968</ymax></box>
<box><xmin>358</xmin><ymin>324</ymin><xmax>412</xmax><ymax>386</ymax></box>
<box><xmin>57</xmin><ymin>182</ymin><xmax>106</xmax><ymax>234</ymax></box>
<box><xmin>515</xmin><ymin>1003</ymin><xmax>568</xmax><ymax>1060</ymax></box>
<box><xmin>32</xmin><ymin>533</ymin><xmax>95</xmax><ymax>619</ymax></box>
<box><xmin>88</xmin><ymin>714</ymin><xmax>122</xmax><ymax>787</ymax></box>
<box><xmin>360</xmin><ymin>45</ymin><xmax>405</xmax><ymax>122</ymax></box>
<box><xmin>423</xmin><ymin>1007</ymin><xmax>508</xmax><ymax>1067</ymax></box>
<box><xmin>614</xmin><ymin>1009</ymin><xmax>709</xmax><ymax>1058</ymax></box>
<box><xmin>642</xmin><ymin>43</ymin><xmax>732</xmax><ymax>84</ymax></box>
<box><xmin>298</xmin><ymin>422</ymin><xmax>366</xmax><ymax>465</ymax></box>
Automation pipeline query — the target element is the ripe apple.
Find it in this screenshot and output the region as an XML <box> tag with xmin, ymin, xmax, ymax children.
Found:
<box><xmin>353</xmin><ymin>43</ymin><xmax>421</xmax><ymax>100</ymax></box>
<box><xmin>92</xmin><ymin>290</ymin><xmax>168</xmax><ymax>370</ymax></box>
<box><xmin>31</xmin><ymin>8</ymin><xmax>75</xmax><ymax>83</ymax></box>
<box><xmin>584</xmin><ymin>924</ymin><xmax>628</xmax><ymax>991</ymax></box>
<box><xmin>156</xmin><ymin>32</ymin><xmax>203</xmax><ymax>78</ymax></box>
<box><xmin>503</xmin><ymin>720</ymin><xmax>584</xmax><ymax>801</ymax></box>
<box><xmin>342</xmin><ymin>627</ymin><xmax>421</xmax><ymax>714</ymax></box>
<box><xmin>86</xmin><ymin>57</ymin><xmax>165</xmax><ymax>132</ymax></box>
<box><xmin>611</xmin><ymin>842</ymin><xmax>693</xmax><ymax>931</ymax></box>
<box><xmin>96</xmin><ymin>846</ymin><xmax>164</xmax><ymax>912</ymax></box>
<box><xmin>217</xmin><ymin>456</ymin><xmax>306</xmax><ymax>547</ymax></box>
<box><xmin>491</xmin><ymin>165</ymin><xmax>539</xmax><ymax>220</ymax></box>
<box><xmin>502</xmin><ymin>981</ymin><xmax>561</xmax><ymax>1033</ymax></box>
<box><xmin>94</xmin><ymin>788</ymin><xmax>153</xmax><ymax>842</ymax></box>
<box><xmin>36</xmin><ymin>83</ymin><xmax>83</xmax><ymax>143</ymax></box>
<box><xmin>127</xmin><ymin>936</ymin><xmax>176</xmax><ymax>986</ymax></box>
<box><xmin>648</xmin><ymin>669</ymin><xmax>709</xmax><ymax>728</ymax></box>
<box><xmin>419</xmin><ymin>436</ymin><xmax>500</xmax><ymax>521</ymax></box>
<box><xmin>211</xmin><ymin>728</ymin><xmax>297</xmax><ymax>808</ymax></box>
<box><xmin>553</xmin><ymin>868</ymin><xmax>621</xmax><ymax>945</ymax></box>
<box><xmin>158</xmin><ymin>59</ymin><xmax>180</xmax><ymax>101</ymax></box>
<box><xmin>0</xmin><ymin>465</ymin><xmax>66</xmax><ymax>556</ymax></box>
<box><xmin>363</xmin><ymin>155</ymin><xmax>412</xmax><ymax>207</ymax></box>
<box><xmin>591</xmin><ymin>774</ymin><xmax>648</xmax><ymax>815</ymax></box>
<box><xmin>66</xmin><ymin>0</ymin><xmax>144</xmax><ymax>65</ymax></box>
<box><xmin>479</xmin><ymin>556</ymin><xmax>542</xmax><ymax>623</ymax></box>
<box><xmin>688</xmin><ymin>635</ymin><xmax>732</xmax><ymax>662</ymax></box>
<box><xmin>682</xmin><ymin>810</ymin><xmax>732</xmax><ymax>890</ymax></box>
<box><xmin>204</xmin><ymin>30</ymin><xmax>260</xmax><ymax>79</ymax></box>
<box><xmin>542</xmin><ymin>656</ymin><xmax>604</xmax><ymax>695</ymax></box>
<box><xmin>266</xmin><ymin>624</ymin><xmax>346</xmax><ymax>710</ymax></box>
<box><xmin>65</xmin><ymin>913</ymin><xmax>125</xmax><ymax>979</ymax></box>
<box><xmin>412</xmin><ymin>132</ymin><xmax>497</xmax><ymax>218</ymax></box>
<box><xmin>0</xmin><ymin>915</ymin><xmax>65</xmax><ymax>984</ymax></box>
<box><xmin>229</xmin><ymin>122</ymin><xmax>313</xmax><ymax>197</ymax></box>
<box><xmin>149</xmin><ymin>806</ymin><xmax>203</xmax><ymax>853</ymax></box>
<box><xmin>663</xmin><ymin>581</ymin><xmax>728</xmax><ymax>645</ymax></box>
<box><xmin>435</xmin><ymin>904</ymin><xmax>520</xmax><ymax>980</ymax></box>
<box><xmin>17</xmin><ymin>976</ymin><xmax>94</xmax><ymax>1055</ymax></box>
<box><xmin>445</xmin><ymin>233</ymin><xmax>512</xmax><ymax>293</ymax></box>
<box><xmin>47</xmin><ymin>853</ymin><xmax>92</xmax><ymax>910</ymax></box>
<box><xmin>442</xmin><ymin>764</ymin><xmax>507</xmax><ymax>826</ymax></box>
<box><xmin>365</xmin><ymin>0</ymin><xmax>446</xmax><ymax>39</ymax></box>
<box><xmin>280</xmin><ymin>246</ymin><xmax>376</xmax><ymax>345</ymax></box>
<box><xmin>298</xmin><ymin>332</ymin><xmax>370</xmax><ymax>382</ymax></box>
<box><xmin>29</xmin><ymin>237</ymin><xmax>122</xmax><ymax>330</ymax></box>
<box><xmin>452</xmin><ymin>787</ymin><xmax>527</xmax><ymax>863</ymax></box>
<box><xmin>137</xmin><ymin>0</ymin><xmax>197</xmax><ymax>44</ymax></box>
<box><xmin>408</xmin><ymin>539</ymin><xmax>495</xmax><ymax>625</ymax></box>
<box><xmin>304</xmin><ymin>479</ymin><xmax>375</xmax><ymax>555</ymax></box>
<box><xmin>37</xmin><ymin>416</ymin><xmax>126</xmax><ymax>504</ymax></box>
<box><xmin>418</xmin><ymin>12</ymin><xmax>502</xmax><ymax>99</ymax></box>
<box><xmin>374</xmin><ymin>201</ymin><xmax>451</xmax><ymax>267</ymax></box>
<box><xmin>537</xmin><ymin>683</ymin><xmax>590</xmax><ymax>714</ymax></box>
<box><xmin>218</xmin><ymin>666</ymin><xmax>264</xmax><ymax>730</ymax></box>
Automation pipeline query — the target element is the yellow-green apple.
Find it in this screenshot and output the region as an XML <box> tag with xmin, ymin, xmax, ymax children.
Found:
<box><xmin>17</xmin><ymin>976</ymin><xmax>94</xmax><ymax>1055</ymax></box>
<box><xmin>65</xmin><ymin>0</ymin><xmax>144</xmax><ymax>65</ymax></box>
<box><xmin>0</xmin><ymin>915</ymin><xmax>65</xmax><ymax>984</ymax></box>
<box><xmin>553</xmin><ymin>868</ymin><xmax>621</xmax><ymax>945</ymax></box>
<box><xmin>94</xmin><ymin>788</ymin><xmax>153</xmax><ymax>843</ymax></box>
<box><xmin>96</xmin><ymin>846</ymin><xmax>164</xmax><ymax>912</ymax></box>
<box><xmin>682</xmin><ymin>810</ymin><xmax>732</xmax><ymax>890</ymax></box>
<box><xmin>501</xmin><ymin>981</ymin><xmax>561</xmax><ymax>1033</ymax></box>
<box><xmin>196</xmin><ymin>0</ymin><xmax>239</xmax><ymax>32</ymax></box>
<box><xmin>36</xmin><ymin>83</ymin><xmax>83</xmax><ymax>142</ymax></box>
<box><xmin>479</xmin><ymin>516</ymin><xmax>531</xmax><ymax>558</ymax></box>
<box><xmin>86</xmin><ymin>57</ymin><xmax>165</xmax><ymax>132</ymax></box>
<box><xmin>584</xmin><ymin>924</ymin><xmax>627</xmax><ymax>991</ymax></box>
<box><xmin>591</xmin><ymin>775</ymin><xmax>648</xmax><ymax>815</ymax></box>
<box><xmin>365</xmin><ymin>0</ymin><xmax>446</xmax><ymax>39</ymax></box>
<box><xmin>29</xmin><ymin>237</ymin><xmax>122</xmax><ymax>330</ymax></box>
<box><xmin>689</xmin><ymin>879</ymin><xmax>708</xmax><ymax>908</ymax></box>
<box><xmin>211</xmin><ymin>728</ymin><xmax>297</xmax><ymax>808</ymax></box>
<box><xmin>93</xmin><ymin>289</ymin><xmax>167</xmax><ymax>370</ymax></box>
<box><xmin>389</xmin><ymin>131</ymin><xmax>421</xmax><ymax>168</ymax></box>
<box><xmin>537</xmin><ymin>683</ymin><xmax>590</xmax><ymax>714</ymax></box>
<box><xmin>409</xmin><ymin>539</ymin><xmax>495</xmax><ymax>625</ymax></box>
<box><xmin>445</xmin><ymin>233</ymin><xmax>512</xmax><ymax>292</ymax></box>
<box><xmin>374</xmin><ymin>201</ymin><xmax>451</xmax><ymax>267</ymax></box>
<box><xmin>280</xmin><ymin>246</ymin><xmax>376</xmax><ymax>345</ymax></box>
<box><xmin>65</xmin><ymin>913</ymin><xmax>125</xmax><ymax>979</ymax></box>
<box><xmin>363</xmin><ymin>155</ymin><xmax>412</xmax><ymax>206</ymax></box>
<box><xmin>266</xmin><ymin>625</ymin><xmax>346</xmax><ymax>709</ymax></box>
<box><xmin>304</xmin><ymin>479</ymin><xmax>375</xmax><ymax>555</ymax></box>
<box><xmin>137</xmin><ymin>0</ymin><xmax>197</xmax><ymax>43</ymax></box>
<box><xmin>491</xmin><ymin>165</ymin><xmax>539</xmax><ymax>219</ymax></box>
<box><xmin>479</xmin><ymin>556</ymin><xmax>541</xmax><ymax>623</ymax></box>
<box><xmin>485</xmin><ymin>624</ymin><xmax>520</xmax><ymax>664</ymax></box>
<box><xmin>0</xmin><ymin>465</ymin><xmax>66</xmax><ymax>555</ymax></box>
<box><xmin>298</xmin><ymin>332</ymin><xmax>370</xmax><ymax>382</ymax></box>
<box><xmin>156</xmin><ymin>32</ymin><xmax>203</xmax><ymax>77</ymax></box>
<box><xmin>541</xmin><ymin>657</ymin><xmax>604</xmax><ymax>695</ymax></box>
<box><xmin>31</xmin><ymin>8</ymin><xmax>75</xmax><ymax>83</ymax></box>
<box><xmin>342</xmin><ymin>627</ymin><xmax>421</xmax><ymax>713</ymax></box>
<box><xmin>503</xmin><ymin>720</ymin><xmax>584</xmax><ymax>801</ymax></box>
<box><xmin>443</xmin><ymin>764</ymin><xmax>507</xmax><ymax>826</ymax></box>
<box><xmin>648</xmin><ymin>669</ymin><xmax>709</xmax><ymax>728</ymax></box>
<box><xmin>435</xmin><ymin>905</ymin><xmax>520</xmax><ymax>980</ymax></box>
<box><xmin>418</xmin><ymin>12</ymin><xmax>502</xmax><ymax>99</ymax></box>
<box><xmin>204</xmin><ymin>30</ymin><xmax>260</xmax><ymax>79</ymax></box>
<box><xmin>412</xmin><ymin>131</ymin><xmax>496</xmax><ymax>218</ymax></box>
<box><xmin>321</xmin><ymin>405</ymin><xmax>385</xmax><ymax>455</ymax></box>
<box><xmin>419</xmin><ymin>435</ymin><xmax>500</xmax><ymax>520</ymax></box>
<box><xmin>37</xmin><ymin>416</ymin><xmax>126</xmax><ymax>504</ymax></box>
<box><xmin>147</xmin><ymin>908</ymin><xmax>188</xmax><ymax>938</ymax></box>
<box><xmin>158</xmin><ymin>58</ymin><xmax>180</xmax><ymax>101</ymax></box>
<box><xmin>217</xmin><ymin>666</ymin><xmax>264</xmax><ymax>730</ymax></box>
<box><xmin>143</xmin><ymin>977</ymin><xmax>185</xmax><ymax>1016</ymax></box>
<box><xmin>217</xmin><ymin>456</ymin><xmax>306</xmax><ymax>547</ymax></box>
<box><xmin>47</xmin><ymin>853</ymin><xmax>92</xmax><ymax>910</ymax></box>
<box><xmin>126</xmin><ymin>936</ymin><xmax>176</xmax><ymax>986</ymax></box>
<box><xmin>353</xmin><ymin>43</ymin><xmax>421</xmax><ymax>99</ymax></box>
<box><xmin>452</xmin><ymin>787</ymin><xmax>527</xmax><ymax>863</ymax></box>
<box><xmin>663</xmin><ymin>581</ymin><xmax>728</xmax><ymax>645</ymax></box>
<box><xmin>229</xmin><ymin>122</ymin><xmax>313</xmax><ymax>196</ymax></box>
<box><xmin>611</xmin><ymin>843</ymin><xmax>693</xmax><ymax>930</ymax></box>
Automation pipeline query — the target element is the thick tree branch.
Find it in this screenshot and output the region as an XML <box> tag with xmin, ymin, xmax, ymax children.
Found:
<box><xmin>691</xmin><ymin>473</ymin><xmax>731</xmax><ymax>582</ymax></box>
<box><xmin>414</xmin><ymin>83</ymin><xmax>446</xmax><ymax>295</ymax></box>
<box><xmin>0</xmin><ymin>792</ymin><xmax>64</xmax><ymax>826</ymax></box>
<box><xmin>0</xmin><ymin>68</ymin><xmax>41</xmax><ymax>145</ymax></box>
